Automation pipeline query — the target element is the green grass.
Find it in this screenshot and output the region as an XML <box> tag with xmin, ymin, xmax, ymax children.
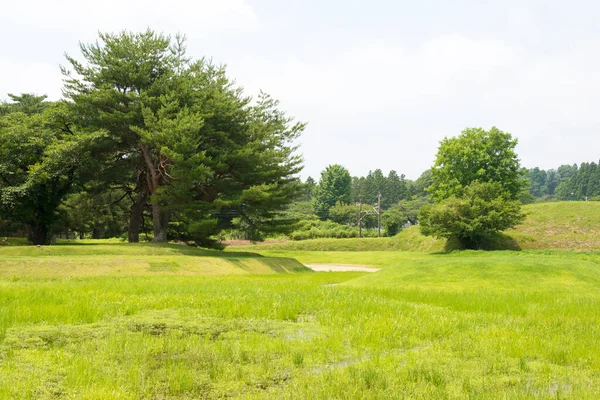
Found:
<box><xmin>506</xmin><ymin>201</ymin><xmax>600</xmax><ymax>251</ymax></box>
<box><xmin>235</xmin><ymin>201</ymin><xmax>600</xmax><ymax>252</ymax></box>
<box><xmin>231</xmin><ymin>227</ymin><xmax>447</xmax><ymax>252</ymax></box>
<box><xmin>1</xmin><ymin>243</ymin><xmax>600</xmax><ymax>398</ymax></box>
<box><xmin>0</xmin><ymin>243</ymin><xmax>307</xmax><ymax>278</ymax></box>
<box><xmin>0</xmin><ymin>237</ymin><xmax>29</xmax><ymax>246</ymax></box>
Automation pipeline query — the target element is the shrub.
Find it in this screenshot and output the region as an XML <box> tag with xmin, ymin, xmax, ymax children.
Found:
<box><xmin>419</xmin><ymin>182</ymin><xmax>525</xmax><ymax>249</ymax></box>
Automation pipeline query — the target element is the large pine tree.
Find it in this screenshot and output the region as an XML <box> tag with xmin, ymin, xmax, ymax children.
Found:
<box><xmin>63</xmin><ymin>30</ymin><xmax>304</xmax><ymax>245</ymax></box>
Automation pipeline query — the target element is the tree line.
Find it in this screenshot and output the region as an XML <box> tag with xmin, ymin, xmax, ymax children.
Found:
<box><xmin>289</xmin><ymin>165</ymin><xmax>431</xmax><ymax>238</ymax></box>
<box><xmin>301</xmin><ymin>127</ymin><xmax>597</xmax><ymax>248</ymax></box>
<box><xmin>524</xmin><ymin>163</ymin><xmax>600</xmax><ymax>200</ymax></box>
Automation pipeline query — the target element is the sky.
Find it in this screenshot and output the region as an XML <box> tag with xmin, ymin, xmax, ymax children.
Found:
<box><xmin>1</xmin><ymin>0</ymin><xmax>599</xmax><ymax>180</ymax></box>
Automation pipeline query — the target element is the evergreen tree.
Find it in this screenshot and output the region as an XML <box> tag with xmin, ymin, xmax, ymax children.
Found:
<box><xmin>526</xmin><ymin>167</ymin><xmax>548</xmax><ymax>197</ymax></box>
<box><xmin>587</xmin><ymin>163</ymin><xmax>600</xmax><ymax>198</ymax></box>
<box><xmin>557</xmin><ymin>164</ymin><xmax>578</xmax><ymax>184</ymax></box>
<box><xmin>372</xmin><ymin>169</ymin><xmax>386</xmax><ymax>205</ymax></box>
<box><xmin>545</xmin><ymin>169</ymin><xmax>559</xmax><ymax>196</ymax></box>
<box><xmin>351</xmin><ymin>176</ymin><xmax>364</xmax><ymax>202</ymax></box>
<box><xmin>362</xmin><ymin>171</ymin><xmax>377</xmax><ymax>204</ymax></box>
<box><xmin>300</xmin><ymin>177</ymin><xmax>316</xmax><ymax>202</ymax></box>
<box><xmin>64</xmin><ymin>30</ymin><xmax>304</xmax><ymax>246</ymax></box>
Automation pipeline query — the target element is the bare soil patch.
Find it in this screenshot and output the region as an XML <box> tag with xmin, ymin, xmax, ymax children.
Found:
<box><xmin>304</xmin><ymin>264</ymin><xmax>379</xmax><ymax>272</ymax></box>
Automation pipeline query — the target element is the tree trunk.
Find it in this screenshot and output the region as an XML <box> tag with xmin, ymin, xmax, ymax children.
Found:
<box><xmin>152</xmin><ymin>203</ymin><xmax>169</xmax><ymax>242</ymax></box>
<box><xmin>27</xmin><ymin>224</ymin><xmax>49</xmax><ymax>245</ymax></box>
<box><xmin>139</xmin><ymin>143</ymin><xmax>169</xmax><ymax>242</ymax></box>
<box><xmin>128</xmin><ymin>189</ymin><xmax>148</xmax><ymax>243</ymax></box>
<box><xmin>92</xmin><ymin>226</ymin><xmax>103</xmax><ymax>239</ymax></box>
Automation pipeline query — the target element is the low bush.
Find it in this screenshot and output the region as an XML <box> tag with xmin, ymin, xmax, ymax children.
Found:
<box><xmin>289</xmin><ymin>219</ymin><xmax>378</xmax><ymax>240</ymax></box>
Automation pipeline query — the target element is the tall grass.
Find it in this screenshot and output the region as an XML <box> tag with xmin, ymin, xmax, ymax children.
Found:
<box><xmin>1</xmin><ymin>245</ymin><xmax>600</xmax><ymax>398</ymax></box>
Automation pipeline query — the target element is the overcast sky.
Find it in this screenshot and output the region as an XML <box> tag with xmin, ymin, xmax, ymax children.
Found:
<box><xmin>2</xmin><ymin>0</ymin><xmax>599</xmax><ymax>180</ymax></box>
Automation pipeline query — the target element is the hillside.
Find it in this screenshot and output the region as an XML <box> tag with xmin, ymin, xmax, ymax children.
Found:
<box><xmin>234</xmin><ymin>201</ymin><xmax>600</xmax><ymax>252</ymax></box>
<box><xmin>506</xmin><ymin>201</ymin><xmax>600</xmax><ymax>251</ymax></box>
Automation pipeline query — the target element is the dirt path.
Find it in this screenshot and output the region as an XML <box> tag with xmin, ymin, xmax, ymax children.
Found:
<box><xmin>304</xmin><ymin>264</ymin><xmax>380</xmax><ymax>272</ymax></box>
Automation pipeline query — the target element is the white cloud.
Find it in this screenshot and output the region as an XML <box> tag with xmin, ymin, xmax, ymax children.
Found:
<box><xmin>228</xmin><ymin>32</ymin><xmax>600</xmax><ymax>178</ymax></box>
<box><xmin>0</xmin><ymin>0</ymin><xmax>261</xmax><ymax>99</ymax></box>
<box><xmin>232</xmin><ymin>34</ymin><xmax>520</xmax><ymax>110</ymax></box>
<box><xmin>2</xmin><ymin>1</ymin><xmax>599</xmax><ymax>179</ymax></box>
<box><xmin>0</xmin><ymin>59</ymin><xmax>63</xmax><ymax>100</ymax></box>
<box><xmin>1</xmin><ymin>0</ymin><xmax>261</xmax><ymax>37</ymax></box>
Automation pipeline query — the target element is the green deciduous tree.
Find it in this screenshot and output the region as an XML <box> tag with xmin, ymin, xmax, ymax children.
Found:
<box><xmin>419</xmin><ymin>182</ymin><xmax>525</xmax><ymax>249</ymax></box>
<box><xmin>382</xmin><ymin>196</ymin><xmax>431</xmax><ymax>236</ymax></box>
<box><xmin>313</xmin><ymin>164</ymin><xmax>352</xmax><ymax>220</ymax></box>
<box><xmin>409</xmin><ymin>169</ymin><xmax>433</xmax><ymax>198</ymax></box>
<box><xmin>429</xmin><ymin>127</ymin><xmax>526</xmax><ymax>201</ymax></box>
<box><xmin>421</xmin><ymin>127</ymin><xmax>526</xmax><ymax>248</ymax></box>
<box><xmin>328</xmin><ymin>202</ymin><xmax>377</xmax><ymax>228</ymax></box>
<box><xmin>526</xmin><ymin>167</ymin><xmax>548</xmax><ymax>198</ymax></box>
<box><xmin>0</xmin><ymin>100</ymin><xmax>104</xmax><ymax>244</ymax></box>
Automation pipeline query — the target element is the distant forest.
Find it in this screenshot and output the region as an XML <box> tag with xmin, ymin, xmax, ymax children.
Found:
<box><xmin>285</xmin><ymin>160</ymin><xmax>600</xmax><ymax>241</ymax></box>
<box><xmin>303</xmin><ymin>161</ymin><xmax>600</xmax><ymax>209</ymax></box>
<box><xmin>524</xmin><ymin>163</ymin><xmax>600</xmax><ymax>201</ymax></box>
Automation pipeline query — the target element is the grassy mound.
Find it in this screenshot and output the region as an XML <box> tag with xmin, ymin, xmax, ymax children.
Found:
<box><xmin>229</xmin><ymin>226</ymin><xmax>446</xmax><ymax>252</ymax></box>
<box><xmin>345</xmin><ymin>250</ymin><xmax>600</xmax><ymax>290</ymax></box>
<box><xmin>235</xmin><ymin>201</ymin><xmax>600</xmax><ymax>252</ymax></box>
<box><xmin>506</xmin><ymin>201</ymin><xmax>600</xmax><ymax>251</ymax></box>
<box><xmin>0</xmin><ymin>243</ymin><xmax>309</xmax><ymax>277</ymax></box>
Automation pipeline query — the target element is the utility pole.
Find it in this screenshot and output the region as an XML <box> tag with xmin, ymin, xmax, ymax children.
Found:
<box><xmin>359</xmin><ymin>201</ymin><xmax>362</xmax><ymax>238</ymax></box>
<box><xmin>377</xmin><ymin>192</ymin><xmax>382</xmax><ymax>238</ymax></box>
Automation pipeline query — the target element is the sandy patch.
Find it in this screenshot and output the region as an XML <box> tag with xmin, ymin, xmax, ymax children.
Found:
<box><xmin>304</xmin><ymin>264</ymin><xmax>379</xmax><ymax>272</ymax></box>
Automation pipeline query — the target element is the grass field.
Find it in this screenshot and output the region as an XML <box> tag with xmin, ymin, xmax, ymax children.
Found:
<box><xmin>236</xmin><ymin>201</ymin><xmax>600</xmax><ymax>252</ymax></box>
<box><xmin>0</xmin><ymin>243</ymin><xmax>306</xmax><ymax>278</ymax></box>
<box><xmin>1</xmin><ymin>243</ymin><xmax>600</xmax><ymax>398</ymax></box>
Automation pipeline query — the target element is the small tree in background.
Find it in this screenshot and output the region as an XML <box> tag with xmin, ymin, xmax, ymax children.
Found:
<box><xmin>313</xmin><ymin>164</ymin><xmax>352</xmax><ymax>220</ymax></box>
<box><xmin>382</xmin><ymin>197</ymin><xmax>431</xmax><ymax>236</ymax></box>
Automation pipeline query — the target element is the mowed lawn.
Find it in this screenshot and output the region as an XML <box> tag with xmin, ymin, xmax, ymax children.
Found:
<box><xmin>1</xmin><ymin>244</ymin><xmax>600</xmax><ymax>398</ymax></box>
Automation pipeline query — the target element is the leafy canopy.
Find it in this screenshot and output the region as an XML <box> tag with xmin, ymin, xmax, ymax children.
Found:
<box><xmin>0</xmin><ymin>101</ymin><xmax>105</xmax><ymax>244</ymax></box>
<box><xmin>421</xmin><ymin>127</ymin><xmax>526</xmax><ymax>249</ymax></box>
<box><xmin>419</xmin><ymin>181</ymin><xmax>525</xmax><ymax>249</ymax></box>
<box><xmin>429</xmin><ymin>127</ymin><xmax>526</xmax><ymax>201</ymax></box>
<box><xmin>313</xmin><ymin>164</ymin><xmax>352</xmax><ymax>220</ymax></box>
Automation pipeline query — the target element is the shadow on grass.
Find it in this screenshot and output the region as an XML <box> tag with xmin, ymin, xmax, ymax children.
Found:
<box><xmin>5</xmin><ymin>239</ymin><xmax>265</xmax><ymax>259</ymax></box>
<box><xmin>227</xmin><ymin>257</ymin><xmax>311</xmax><ymax>273</ymax></box>
<box><xmin>433</xmin><ymin>233</ymin><xmax>522</xmax><ymax>254</ymax></box>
